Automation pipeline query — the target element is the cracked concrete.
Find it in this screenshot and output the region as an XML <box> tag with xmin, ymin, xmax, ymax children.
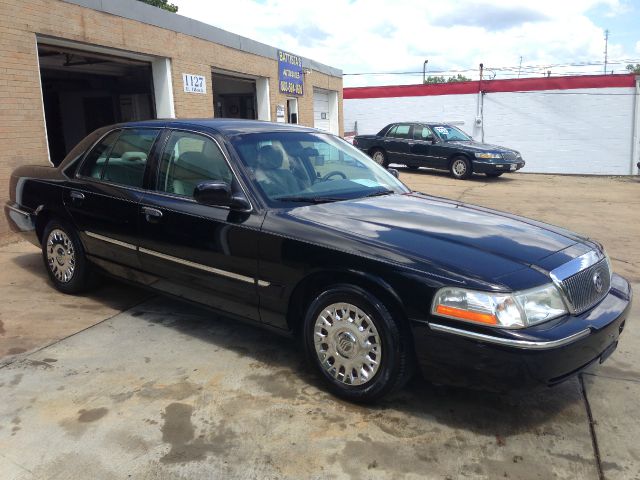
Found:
<box><xmin>0</xmin><ymin>172</ymin><xmax>638</xmax><ymax>479</ymax></box>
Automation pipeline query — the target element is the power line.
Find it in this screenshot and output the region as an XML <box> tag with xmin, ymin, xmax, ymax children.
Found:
<box><xmin>343</xmin><ymin>58</ymin><xmax>640</xmax><ymax>76</ymax></box>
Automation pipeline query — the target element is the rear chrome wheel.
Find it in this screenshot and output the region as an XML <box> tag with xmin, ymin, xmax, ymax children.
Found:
<box><xmin>46</xmin><ymin>229</ymin><xmax>76</xmax><ymax>283</ymax></box>
<box><xmin>41</xmin><ymin>219</ymin><xmax>96</xmax><ymax>294</ymax></box>
<box><xmin>371</xmin><ymin>149</ymin><xmax>389</xmax><ymax>168</ymax></box>
<box><xmin>313</xmin><ymin>302</ymin><xmax>382</xmax><ymax>386</ymax></box>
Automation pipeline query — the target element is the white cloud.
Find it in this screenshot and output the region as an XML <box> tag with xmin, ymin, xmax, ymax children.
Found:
<box><xmin>172</xmin><ymin>0</ymin><xmax>638</xmax><ymax>86</ymax></box>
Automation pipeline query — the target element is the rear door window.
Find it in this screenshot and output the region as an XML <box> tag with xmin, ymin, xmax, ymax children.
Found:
<box><xmin>81</xmin><ymin>128</ymin><xmax>161</xmax><ymax>188</ymax></box>
<box><xmin>389</xmin><ymin>124</ymin><xmax>411</xmax><ymax>139</ymax></box>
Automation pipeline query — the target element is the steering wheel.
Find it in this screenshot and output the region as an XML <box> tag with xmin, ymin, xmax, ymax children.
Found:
<box><xmin>321</xmin><ymin>170</ymin><xmax>347</xmax><ymax>181</ymax></box>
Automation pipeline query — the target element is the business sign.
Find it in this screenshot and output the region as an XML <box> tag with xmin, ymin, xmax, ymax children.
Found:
<box><xmin>183</xmin><ymin>73</ymin><xmax>206</xmax><ymax>94</ymax></box>
<box><xmin>276</xmin><ymin>104</ymin><xmax>286</xmax><ymax>123</ymax></box>
<box><xmin>278</xmin><ymin>50</ymin><xmax>304</xmax><ymax>96</ymax></box>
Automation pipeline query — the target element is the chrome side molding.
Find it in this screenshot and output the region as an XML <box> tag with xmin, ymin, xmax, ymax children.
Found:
<box><xmin>85</xmin><ymin>231</ymin><xmax>270</xmax><ymax>287</ymax></box>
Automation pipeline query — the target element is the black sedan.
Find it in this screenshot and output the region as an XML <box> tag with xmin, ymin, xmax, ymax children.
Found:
<box><xmin>353</xmin><ymin>122</ymin><xmax>525</xmax><ymax>179</ymax></box>
<box><xmin>5</xmin><ymin>119</ymin><xmax>631</xmax><ymax>402</ymax></box>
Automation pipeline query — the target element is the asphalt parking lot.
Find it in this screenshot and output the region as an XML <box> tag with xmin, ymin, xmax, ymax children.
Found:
<box><xmin>0</xmin><ymin>172</ymin><xmax>638</xmax><ymax>479</ymax></box>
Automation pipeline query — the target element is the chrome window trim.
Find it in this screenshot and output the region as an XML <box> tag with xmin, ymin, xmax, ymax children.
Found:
<box><xmin>428</xmin><ymin>322</ymin><xmax>591</xmax><ymax>350</ymax></box>
<box><xmin>85</xmin><ymin>231</ymin><xmax>136</xmax><ymax>250</ymax></box>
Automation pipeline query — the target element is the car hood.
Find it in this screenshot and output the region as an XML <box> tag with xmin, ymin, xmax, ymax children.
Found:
<box><xmin>446</xmin><ymin>140</ymin><xmax>517</xmax><ymax>154</ymax></box>
<box><xmin>274</xmin><ymin>192</ymin><xmax>596</xmax><ymax>289</ymax></box>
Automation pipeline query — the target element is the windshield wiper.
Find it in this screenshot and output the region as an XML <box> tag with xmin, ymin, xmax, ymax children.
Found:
<box><xmin>275</xmin><ymin>195</ymin><xmax>344</xmax><ymax>204</ymax></box>
<box><xmin>362</xmin><ymin>189</ymin><xmax>394</xmax><ymax>198</ymax></box>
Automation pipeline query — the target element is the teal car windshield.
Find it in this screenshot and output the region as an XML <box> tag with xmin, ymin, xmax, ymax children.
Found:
<box><xmin>432</xmin><ymin>125</ymin><xmax>472</xmax><ymax>142</ymax></box>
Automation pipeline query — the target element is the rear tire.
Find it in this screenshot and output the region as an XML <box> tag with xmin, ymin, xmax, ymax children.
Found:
<box><xmin>370</xmin><ymin>149</ymin><xmax>389</xmax><ymax>168</ymax></box>
<box><xmin>41</xmin><ymin>219</ymin><xmax>96</xmax><ymax>294</ymax></box>
<box><xmin>485</xmin><ymin>172</ymin><xmax>503</xmax><ymax>178</ymax></box>
<box><xmin>450</xmin><ymin>156</ymin><xmax>471</xmax><ymax>180</ymax></box>
<box><xmin>303</xmin><ymin>285</ymin><xmax>413</xmax><ymax>403</ymax></box>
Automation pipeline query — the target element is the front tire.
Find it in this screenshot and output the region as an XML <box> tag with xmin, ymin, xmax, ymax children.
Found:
<box><xmin>450</xmin><ymin>156</ymin><xmax>471</xmax><ymax>179</ymax></box>
<box><xmin>42</xmin><ymin>219</ymin><xmax>95</xmax><ymax>294</ymax></box>
<box><xmin>370</xmin><ymin>149</ymin><xmax>389</xmax><ymax>168</ymax></box>
<box><xmin>303</xmin><ymin>285</ymin><xmax>412</xmax><ymax>403</ymax></box>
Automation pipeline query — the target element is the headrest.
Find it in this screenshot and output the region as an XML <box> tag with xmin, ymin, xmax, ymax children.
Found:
<box><xmin>121</xmin><ymin>151</ymin><xmax>147</xmax><ymax>162</ymax></box>
<box><xmin>302</xmin><ymin>147</ymin><xmax>319</xmax><ymax>157</ymax></box>
<box><xmin>257</xmin><ymin>145</ymin><xmax>284</xmax><ymax>170</ymax></box>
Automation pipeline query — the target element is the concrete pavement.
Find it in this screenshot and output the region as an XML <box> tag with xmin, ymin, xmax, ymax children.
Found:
<box><xmin>0</xmin><ymin>173</ymin><xmax>638</xmax><ymax>479</ymax></box>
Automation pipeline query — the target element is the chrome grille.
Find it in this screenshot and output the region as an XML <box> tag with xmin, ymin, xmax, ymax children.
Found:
<box><xmin>502</xmin><ymin>152</ymin><xmax>518</xmax><ymax>161</ymax></box>
<box><xmin>560</xmin><ymin>258</ymin><xmax>611</xmax><ymax>314</ymax></box>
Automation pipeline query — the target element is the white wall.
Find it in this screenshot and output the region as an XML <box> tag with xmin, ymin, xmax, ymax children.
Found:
<box><xmin>345</xmin><ymin>86</ymin><xmax>637</xmax><ymax>175</ymax></box>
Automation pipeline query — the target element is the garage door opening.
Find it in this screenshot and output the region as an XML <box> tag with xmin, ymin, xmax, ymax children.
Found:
<box><xmin>38</xmin><ymin>44</ymin><xmax>156</xmax><ymax>165</ymax></box>
<box><xmin>212</xmin><ymin>73</ymin><xmax>257</xmax><ymax>120</ymax></box>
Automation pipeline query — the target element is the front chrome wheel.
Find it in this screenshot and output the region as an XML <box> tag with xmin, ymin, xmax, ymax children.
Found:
<box><xmin>452</xmin><ymin>159</ymin><xmax>467</xmax><ymax>177</ymax></box>
<box><xmin>46</xmin><ymin>229</ymin><xmax>76</xmax><ymax>283</ymax></box>
<box><xmin>313</xmin><ymin>302</ymin><xmax>382</xmax><ymax>386</ymax></box>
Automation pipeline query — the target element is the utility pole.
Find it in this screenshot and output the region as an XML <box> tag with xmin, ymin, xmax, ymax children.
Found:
<box><xmin>517</xmin><ymin>56</ymin><xmax>523</xmax><ymax>78</ymax></box>
<box><xmin>423</xmin><ymin>60</ymin><xmax>429</xmax><ymax>84</ymax></box>
<box><xmin>604</xmin><ymin>29</ymin><xmax>609</xmax><ymax>74</ymax></box>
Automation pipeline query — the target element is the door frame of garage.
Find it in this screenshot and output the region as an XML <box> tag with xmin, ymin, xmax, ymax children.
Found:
<box><xmin>632</xmin><ymin>76</ymin><xmax>640</xmax><ymax>175</ymax></box>
<box><xmin>35</xmin><ymin>35</ymin><xmax>175</xmax><ymax>164</ymax></box>
<box><xmin>313</xmin><ymin>87</ymin><xmax>339</xmax><ymax>135</ymax></box>
<box><xmin>211</xmin><ymin>68</ymin><xmax>271</xmax><ymax>121</ymax></box>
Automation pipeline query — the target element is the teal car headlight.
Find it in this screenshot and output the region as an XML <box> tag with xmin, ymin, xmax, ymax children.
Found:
<box><xmin>474</xmin><ymin>152</ymin><xmax>502</xmax><ymax>159</ymax></box>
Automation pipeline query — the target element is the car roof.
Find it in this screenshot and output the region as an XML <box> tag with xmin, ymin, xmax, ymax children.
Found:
<box><xmin>115</xmin><ymin>118</ymin><xmax>320</xmax><ymax>136</ymax></box>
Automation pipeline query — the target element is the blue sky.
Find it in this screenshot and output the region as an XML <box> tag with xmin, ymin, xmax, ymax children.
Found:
<box><xmin>173</xmin><ymin>0</ymin><xmax>640</xmax><ymax>86</ymax></box>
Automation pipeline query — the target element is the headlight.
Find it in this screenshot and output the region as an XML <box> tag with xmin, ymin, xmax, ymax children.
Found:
<box><xmin>431</xmin><ymin>283</ymin><xmax>568</xmax><ymax>329</ymax></box>
<box><xmin>474</xmin><ymin>152</ymin><xmax>502</xmax><ymax>159</ymax></box>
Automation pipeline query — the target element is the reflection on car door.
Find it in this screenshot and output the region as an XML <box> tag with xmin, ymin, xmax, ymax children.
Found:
<box><xmin>66</xmin><ymin>128</ymin><xmax>161</xmax><ymax>270</ymax></box>
<box><xmin>383</xmin><ymin>124</ymin><xmax>412</xmax><ymax>163</ymax></box>
<box><xmin>407</xmin><ymin>125</ymin><xmax>439</xmax><ymax>168</ymax></box>
<box><xmin>136</xmin><ymin>129</ymin><xmax>263</xmax><ymax>321</ymax></box>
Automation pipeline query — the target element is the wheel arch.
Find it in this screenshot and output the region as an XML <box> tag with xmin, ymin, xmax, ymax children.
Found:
<box><xmin>35</xmin><ymin>205</ymin><xmax>76</xmax><ymax>244</ymax></box>
<box><xmin>448</xmin><ymin>151</ymin><xmax>473</xmax><ymax>168</ymax></box>
<box><xmin>286</xmin><ymin>268</ymin><xmax>410</xmax><ymax>338</ymax></box>
<box><xmin>368</xmin><ymin>146</ymin><xmax>386</xmax><ymax>157</ymax></box>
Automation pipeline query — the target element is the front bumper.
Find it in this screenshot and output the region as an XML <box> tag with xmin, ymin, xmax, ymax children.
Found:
<box><xmin>473</xmin><ymin>159</ymin><xmax>525</xmax><ymax>174</ymax></box>
<box><xmin>411</xmin><ymin>274</ymin><xmax>632</xmax><ymax>391</ymax></box>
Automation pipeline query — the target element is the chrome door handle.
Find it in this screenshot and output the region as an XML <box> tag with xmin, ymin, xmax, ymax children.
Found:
<box><xmin>141</xmin><ymin>206</ymin><xmax>163</xmax><ymax>223</ymax></box>
<box><xmin>70</xmin><ymin>191</ymin><xmax>85</xmax><ymax>201</ymax></box>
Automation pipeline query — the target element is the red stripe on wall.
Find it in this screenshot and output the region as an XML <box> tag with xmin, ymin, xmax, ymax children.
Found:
<box><xmin>343</xmin><ymin>74</ymin><xmax>637</xmax><ymax>99</ymax></box>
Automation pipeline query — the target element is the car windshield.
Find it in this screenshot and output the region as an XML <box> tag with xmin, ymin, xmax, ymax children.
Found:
<box><xmin>230</xmin><ymin>131</ymin><xmax>409</xmax><ymax>204</ymax></box>
<box><xmin>432</xmin><ymin>125</ymin><xmax>471</xmax><ymax>142</ymax></box>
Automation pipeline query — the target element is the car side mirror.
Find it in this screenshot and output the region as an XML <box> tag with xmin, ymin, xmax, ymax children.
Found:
<box><xmin>388</xmin><ymin>168</ymin><xmax>399</xmax><ymax>178</ymax></box>
<box><xmin>194</xmin><ymin>181</ymin><xmax>250</xmax><ymax>210</ymax></box>
<box><xmin>426</xmin><ymin>135</ymin><xmax>436</xmax><ymax>144</ymax></box>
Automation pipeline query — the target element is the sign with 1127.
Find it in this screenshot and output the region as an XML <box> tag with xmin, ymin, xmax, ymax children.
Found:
<box><xmin>278</xmin><ymin>50</ymin><xmax>304</xmax><ymax>96</ymax></box>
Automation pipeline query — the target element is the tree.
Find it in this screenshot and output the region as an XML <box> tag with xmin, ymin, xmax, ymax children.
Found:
<box><xmin>137</xmin><ymin>0</ymin><xmax>178</xmax><ymax>12</ymax></box>
<box><xmin>424</xmin><ymin>74</ymin><xmax>472</xmax><ymax>84</ymax></box>
<box><xmin>626</xmin><ymin>64</ymin><xmax>640</xmax><ymax>74</ymax></box>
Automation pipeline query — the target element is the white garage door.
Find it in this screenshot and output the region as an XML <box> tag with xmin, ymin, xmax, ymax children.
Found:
<box><xmin>313</xmin><ymin>88</ymin><xmax>330</xmax><ymax>132</ymax></box>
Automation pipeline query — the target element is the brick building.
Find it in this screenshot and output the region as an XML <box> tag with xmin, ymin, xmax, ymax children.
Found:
<box><xmin>0</xmin><ymin>0</ymin><xmax>344</xmax><ymax>241</ymax></box>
